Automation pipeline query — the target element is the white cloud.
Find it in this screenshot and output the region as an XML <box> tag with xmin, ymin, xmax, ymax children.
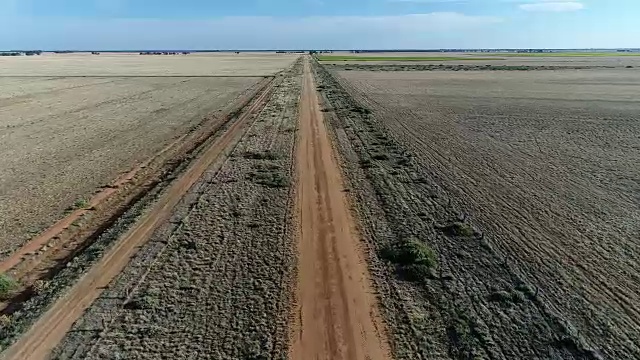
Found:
<box><xmin>519</xmin><ymin>2</ymin><xmax>584</xmax><ymax>12</ymax></box>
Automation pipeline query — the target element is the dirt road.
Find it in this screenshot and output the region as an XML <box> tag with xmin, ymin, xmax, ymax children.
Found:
<box><xmin>289</xmin><ymin>57</ymin><xmax>390</xmax><ymax>360</ymax></box>
<box><xmin>0</xmin><ymin>78</ymin><xmax>276</xmax><ymax>360</ymax></box>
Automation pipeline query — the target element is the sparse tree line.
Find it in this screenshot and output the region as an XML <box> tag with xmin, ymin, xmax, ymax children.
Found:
<box><xmin>139</xmin><ymin>51</ymin><xmax>191</xmax><ymax>55</ymax></box>
<box><xmin>0</xmin><ymin>50</ymin><xmax>42</xmax><ymax>56</ymax></box>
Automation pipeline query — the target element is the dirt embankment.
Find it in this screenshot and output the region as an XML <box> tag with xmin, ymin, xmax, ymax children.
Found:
<box><xmin>311</xmin><ymin>62</ymin><xmax>621</xmax><ymax>359</ymax></box>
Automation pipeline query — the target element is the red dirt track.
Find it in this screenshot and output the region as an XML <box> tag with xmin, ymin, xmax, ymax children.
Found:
<box><xmin>289</xmin><ymin>58</ymin><xmax>391</xmax><ymax>360</ymax></box>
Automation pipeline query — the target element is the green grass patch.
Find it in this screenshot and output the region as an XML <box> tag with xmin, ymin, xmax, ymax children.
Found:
<box><xmin>471</xmin><ymin>52</ymin><xmax>640</xmax><ymax>57</ymax></box>
<box><xmin>317</xmin><ymin>55</ymin><xmax>501</xmax><ymax>62</ymax></box>
<box><xmin>0</xmin><ymin>275</ymin><xmax>17</xmax><ymax>300</ymax></box>
<box><xmin>381</xmin><ymin>238</ymin><xmax>438</xmax><ymax>282</ymax></box>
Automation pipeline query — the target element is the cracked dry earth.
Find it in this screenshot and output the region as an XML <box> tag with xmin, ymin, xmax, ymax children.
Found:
<box><xmin>52</xmin><ymin>64</ymin><xmax>302</xmax><ymax>360</ymax></box>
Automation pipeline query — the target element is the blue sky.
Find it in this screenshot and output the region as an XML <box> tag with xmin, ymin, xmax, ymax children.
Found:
<box><xmin>1</xmin><ymin>0</ymin><xmax>638</xmax><ymax>50</ymax></box>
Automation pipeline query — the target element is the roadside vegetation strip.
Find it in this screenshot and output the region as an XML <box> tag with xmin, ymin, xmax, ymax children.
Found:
<box><xmin>329</xmin><ymin>64</ymin><xmax>610</xmax><ymax>71</ymax></box>
<box><xmin>317</xmin><ymin>55</ymin><xmax>502</xmax><ymax>62</ymax></box>
<box><xmin>290</xmin><ymin>57</ymin><xmax>391</xmax><ymax>360</ymax></box>
<box><xmin>0</xmin><ymin>76</ymin><xmax>278</xmax><ymax>360</ymax></box>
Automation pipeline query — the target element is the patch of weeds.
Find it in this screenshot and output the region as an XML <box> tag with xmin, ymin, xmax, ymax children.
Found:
<box><xmin>124</xmin><ymin>293</ymin><xmax>159</xmax><ymax>310</ymax></box>
<box><xmin>248</xmin><ymin>168</ymin><xmax>289</xmax><ymax>188</ymax></box>
<box><xmin>351</xmin><ymin>106</ymin><xmax>372</xmax><ymax>115</ymax></box>
<box><xmin>381</xmin><ymin>238</ymin><xmax>438</xmax><ymax>283</ymax></box>
<box><xmin>488</xmin><ymin>290</ymin><xmax>513</xmax><ymax>304</ymax></box>
<box><xmin>139</xmin><ymin>325</ymin><xmax>165</xmax><ymax>336</ymax></box>
<box><xmin>371</xmin><ymin>153</ymin><xmax>389</xmax><ymax>161</ymax></box>
<box><xmin>179</xmin><ymin>239</ymin><xmax>198</xmax><ymax>250</ymax></box>
<box><xmin>515</xmin><ymin>282</ymin><xmax>538</xmax><ymax>300</ymax></box>
<box><xmin>359</xmin><ymin>159</ymin><xmax>374</xmax><ymax>169</ymax></box>
<box><xmin>0</xmin><ymin>275</ymin><xmax>17</xmax><ymax>300</ymax></box>
<box><xmin>382</xmin><ymin>238</ymin><xmax>437</xmax><ymax>267</ymax></box>
<box><xmin>437</xmin><ymin>222</ymin><xmax>475</xmax><ymax>238</ymax></box>
<box><xmin>73</xmin><ymin>198</ymin><xmax>90</xmax><ymax>209</ymax></box>
<box><xmin>413</xmin><ymin>176</ymin><xmax>429</xmax><ymax>184</ymax></box>
<box><xmin>396</xmin><ymin>156</ymin><xmax>411</xmax><ymax>167</ymax></box>
<box><xmin>447</xmin><ymin>313</ymin><xmax>477</xmax><ymax>357</ymax></box>
<box><xmin>401</xmin><ymin>263</ymin><xmax>436</xmax><ymax>282</ymax></box>
<box><xmin>31</xmin><ymin>280</ymin><xmax>49</xmax><ymax>295</ymax></box>
<box><xmin>243</xmin><ymin>150</ymin><xmax>279</xmax><ymax>161</ymax></box>
<box><xmin>0</xmin><ymin>314</ymin><xmax>11</xmax><ymax>327</ymax></box>
<box><xmin>374</xmin><ymin>133</ymin><xmax>388</xmax><ymax>141</ymax></box>
<box><xmin>85</xmin><ymin>247</ymin><xmax>104</xmax><ymax>262</ymax></box>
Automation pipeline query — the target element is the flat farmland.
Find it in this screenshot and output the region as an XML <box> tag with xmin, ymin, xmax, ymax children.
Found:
<box><xmin>319</xmin><ymin>51</ymin><xmax>640</xmax><ymax>68</ymax></box>
<box><xmin>315</xmin><ymin>65</ymin><xmax>640</xmax><ymax>358</ymax></box>
<box><xmin>0</xmin><ymin>53</ymin><xmax>296</xmax><ymax>256</ymax></box>
<box><xmin>0</xmin><ymin>52</ymin><xmax>298</xmax><ymax>76</ymax></box>
<box><xmin>0</xmin><ymin>76</ymin><xmax>261</xmax><ymax>254</ymax></box>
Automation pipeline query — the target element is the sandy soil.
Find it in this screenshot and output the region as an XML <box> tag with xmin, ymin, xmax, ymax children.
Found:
<box><xmin>0</xmin><ymin>76</ymin><xmax>263</xmax><ymax>256</ymax></box>
<box><xmin>317</xmin><ymin>67</ymin><xmax>639</xmax><ymax>358</ymax></box>
<box><xmin>289</xmin><ymin>59</ymin><xmax>390</xmax><ymax>360</ymax></box>
<box><xmin>0</xmin><ymin>53</ymin><xmax>298</xmax><ymax>77</ymax></box>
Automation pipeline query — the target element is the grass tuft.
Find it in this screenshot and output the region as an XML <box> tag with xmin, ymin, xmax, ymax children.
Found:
<box><xmin>72</xmin><ymin>198</ymin><xmax>90</xmax><ymax>210</ymax></box>
<box><xmin>0</xmin><ymin>275</ymin><xmax>17</xmax><ymax>300</ymax></box>
<box><xmin>438</xmin><ymin>222</ymin><xmax>475</xmax><ymax>238</ymax></box>
<box><xmin>243</xmin><ymin>150</ymin><xmax>279</xmax><ymax>161</ymax></box>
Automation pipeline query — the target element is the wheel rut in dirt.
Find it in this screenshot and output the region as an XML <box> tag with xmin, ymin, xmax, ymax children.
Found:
<box><xmin>289</xmin><ymin>57</ymin><xmax>391</xmax><ymax>360</ymax></box>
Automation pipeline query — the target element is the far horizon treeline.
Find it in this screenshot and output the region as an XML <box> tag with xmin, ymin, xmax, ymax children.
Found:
<box><xmin>2</xmin><ymin>48</ymin><xmax>639</xmax><ymax>55</ymax></box>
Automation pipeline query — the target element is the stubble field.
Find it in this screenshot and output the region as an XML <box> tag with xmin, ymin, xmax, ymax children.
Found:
<box><xmin>314</xmin><ymin>64</ymin><xmax>640</xmax><ymax>359</ymax></box>
<box><xmin>0</xmin><ymin>53</ymin><xmax>297</xmax><ymax>256</ymax></box>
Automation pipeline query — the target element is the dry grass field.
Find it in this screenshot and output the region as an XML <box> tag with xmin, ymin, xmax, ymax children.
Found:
<box><xmin>314</xmin><ymin>64</ymin><xmax>640</xmax><ymax>359</ymax></box>
<box><xmin>1</xmin><ymin>52</ymin><xmax>638</xmax><ymax>360</ymax></box>
<box><xmin>0</xmin><ymin>52</ymin><xmax>298</xmax><ymax>76</ymax></box>
<box><xmin>0</xmin><ymin>76</ymin><xmax>260</xmax><ymax>254</ymax></box>
<box><xmin>53</xmin><ymin>63</ymin><xmax>303</xmax><ymax>360</ymax></box>
<box><xmin>0</xmin><ymin>53</ymin><xmax>296</xmax><ymax>256</ymax></box>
